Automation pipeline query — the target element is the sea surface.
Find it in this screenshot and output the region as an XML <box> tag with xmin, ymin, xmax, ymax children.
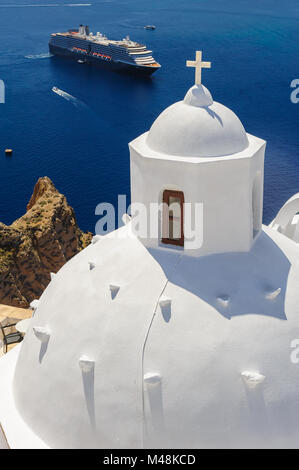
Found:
<box><xmin>0</xmin><ymin>0</ymin><xmax>298</xmax><ymax>232</ymax></box>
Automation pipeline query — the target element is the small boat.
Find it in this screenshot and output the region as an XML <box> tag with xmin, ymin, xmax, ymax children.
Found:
<box><xmin>77</xmin><ymin>59</ymin><xmax>86</xmax><ymax>64</ymax></box>
<box><xmin>144</xmin><ymin>25</ymin><xmax>156</xmax><ymax>30</ymax></box>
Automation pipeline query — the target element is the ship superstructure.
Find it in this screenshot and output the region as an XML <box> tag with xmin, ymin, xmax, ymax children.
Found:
<box><xmin>49</xmin><ymin>25</ymin><xmax>161</xmax><ymax>76</ymax></box>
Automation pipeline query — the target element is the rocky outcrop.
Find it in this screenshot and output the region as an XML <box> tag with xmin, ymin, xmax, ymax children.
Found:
<box><xmin>0</xmin><ymin>177</ymin><xmax>92</xmax><ymax>308</ymax></box>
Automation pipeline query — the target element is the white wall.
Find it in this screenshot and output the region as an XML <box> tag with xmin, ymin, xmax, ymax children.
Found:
<box><xmin>129</xmin><ymin>133</ymin><xmax>266</xmax><ymax>257</ymax></box>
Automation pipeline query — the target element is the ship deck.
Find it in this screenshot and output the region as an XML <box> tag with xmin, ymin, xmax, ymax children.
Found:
<box><xmin>53</xmin><ymin>32</ymin><xmax>146</xmax><ymax>49</ymax></box>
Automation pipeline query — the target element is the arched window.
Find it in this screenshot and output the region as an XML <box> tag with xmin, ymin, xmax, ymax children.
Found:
<box><xmin>162</xmin><ymin>190</ymin><xmax>184</xmax><ymax>247</ymax></box>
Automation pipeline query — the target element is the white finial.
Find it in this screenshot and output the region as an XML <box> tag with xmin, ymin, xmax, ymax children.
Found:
<box><xmin>33</xmin><ymin>326</ymin><xmax>50</xmax><ymax>343</ymax></box>
<box><xmin>217</xmin><ymin>295</ymin><xmax>230</xmax><ymax>308</ymax></box>
<box><xmin>186</xmin><ymin>51</ymin><xmax>211</xmax><ymax>85</ymax></box>
<box><xmin>30</xmin><ymin>299</ymin><xmax>40</xmax><ymax>311</ymax></box>
<box><xmin>265</xmin><ymin>287</ymin><xmax>281</xmax><ymax>300</ymax></box>
<box><xmin>79</xmin><ymin>355</ymin><xmax>95</xmax><ymax>373</ymax></box>
<box><xmin>159</xmin><ymin>296</ymin><xmax>172</xmax><ymax>308</ymax></box>
<box><xmin>241</xmin><ymin>371</ymin><xmax>265</xmax><ymax>388</ymax></box>
<box><xmin>143</xmin><ymin>372</ymin><xmax>161</xmax><ymax>385</ymax></box>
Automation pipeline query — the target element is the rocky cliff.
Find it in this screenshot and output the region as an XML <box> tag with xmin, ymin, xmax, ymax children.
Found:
<box><xmin>0</xmin><ymin>177</ymin><xmax>92</xmax><ymax>308</ymax></box>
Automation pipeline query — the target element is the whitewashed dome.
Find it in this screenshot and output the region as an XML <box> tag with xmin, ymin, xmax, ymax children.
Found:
<box><xmin>6</xmin><ymin>223</ymin><xmax>299</xmax><ymax>449</ymax></box>
<box><xmin>147</xmin><ymin>84</ymin><xmax>249</xmax><ymax>158</ymax></box>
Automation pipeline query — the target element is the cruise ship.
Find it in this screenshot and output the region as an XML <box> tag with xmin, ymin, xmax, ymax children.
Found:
<box><xmin>49</xmin><ymin>25</ymin><xmax>161</xmax><ymax>76</ymax></box>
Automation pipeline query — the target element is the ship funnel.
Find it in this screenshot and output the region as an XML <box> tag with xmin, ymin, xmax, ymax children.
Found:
<box><xmin>85</xmin><ymin>25</ymin><xmax>90</xmax><ymax>36</ymax></box>
<box><xmin>79</xmin><ymin>24</ymin><xmax>84</xmax><ymax>35</ymax></box>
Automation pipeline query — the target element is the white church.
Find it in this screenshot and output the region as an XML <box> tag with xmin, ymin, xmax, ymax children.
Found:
<box><xmin>1</xmin><ymin>52</ymin><xmax>299</xmax><ymax>449</ymax></box>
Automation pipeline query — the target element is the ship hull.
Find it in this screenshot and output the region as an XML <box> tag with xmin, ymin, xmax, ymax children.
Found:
<box><xmin>49</xmin><ymin>44</ymin><xmax>158</xmax><ymax>77</ymax></box>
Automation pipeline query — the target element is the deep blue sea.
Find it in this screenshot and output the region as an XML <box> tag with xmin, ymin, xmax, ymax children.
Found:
<box><xmin>0</xmin><ymin>0</ymin><xmax>298</xmax><ymax>232</ymax></box>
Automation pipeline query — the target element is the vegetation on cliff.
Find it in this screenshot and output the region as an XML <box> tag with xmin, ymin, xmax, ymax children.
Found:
<box><xmin>0</xmin><ymin>177</ymin><xmax>92</xmax><ymax>307</ymax></box>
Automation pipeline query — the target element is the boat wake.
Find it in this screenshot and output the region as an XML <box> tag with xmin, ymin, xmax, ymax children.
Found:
<box><xmin>118</xmin><ymin>21</ymin><xmax>144</xmax><ymax>30</ymax></box>
<box><xmin>52</xmin><ymin>87</ymin><xmax>86</xmax><ymax>108</ymax></box>
<box><xmin>25</xmin><ymin>53</ymin><xmax>53</xmax><ymax>60</ymax></box>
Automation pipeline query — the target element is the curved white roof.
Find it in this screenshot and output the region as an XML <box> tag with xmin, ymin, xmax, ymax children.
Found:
<box><xmin>0</xmin><ymin>223</ymin><xmax>298</xmax><ymax>449</ymax></box>
<box><xmin>147</xmin><ymin>85</ymin><xmax>249</xmax><ymax>158</ymax></box>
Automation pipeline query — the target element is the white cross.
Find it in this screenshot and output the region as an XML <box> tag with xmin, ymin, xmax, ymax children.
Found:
<box><xmin>186</xmin><ymin>51</ymin><xmax>211</xmax><ymax>86</ymax></box>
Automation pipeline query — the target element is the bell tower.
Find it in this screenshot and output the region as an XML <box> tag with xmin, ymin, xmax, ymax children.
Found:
<box><xmin>129</xmin><ymin>52</ymin><xmax>266</xmax><ymax>256</ymax></box>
